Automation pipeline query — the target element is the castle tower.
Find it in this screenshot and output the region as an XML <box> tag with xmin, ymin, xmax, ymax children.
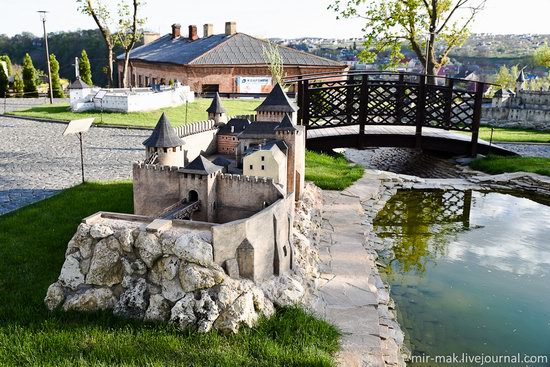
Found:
<box><xmin>275</xmin><ymin>114</ymin><xmax>305</xmax><ymax>200</ymax></box>
<box><xmin>207</xmin><ymin>93</ymin><xmax>228</xmax><ymax>126</ymax></box>
<box><xmin>256</xmin><ymin>83</ymin><xmax>299</xmax><ymax>123</ymax></box>
<box><xmin>516</xmin><ymin>69</ymin><xmax>526</xmax><ymax>93</ymax></box>
<box><xmin>143</xmin><ymin>113</ymin><xmax>185</xmax><ymax>167</ymax></box>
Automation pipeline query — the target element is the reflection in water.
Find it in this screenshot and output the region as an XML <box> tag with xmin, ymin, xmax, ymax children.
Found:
<box><xmin>374</xmin><ymin>190</ymin><xmax>550</xmax><ymax>364</ymax></box>
<box><xmin>374</xmin><ymin>190</ymin><xmax>472</xmax><ymax>274</ymax></box>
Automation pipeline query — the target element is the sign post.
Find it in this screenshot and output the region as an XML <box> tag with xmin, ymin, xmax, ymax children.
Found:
<box><xmin>63</xmin><ymin>118</ymin><xmax>94</xmax><ymax>183</ymax></box>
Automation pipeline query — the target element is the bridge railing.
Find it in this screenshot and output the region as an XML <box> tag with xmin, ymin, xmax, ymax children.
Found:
<box><xmin>284</xmin><ymin>71</ymin><xmax>487</xmax><ymax>155</ymax></box>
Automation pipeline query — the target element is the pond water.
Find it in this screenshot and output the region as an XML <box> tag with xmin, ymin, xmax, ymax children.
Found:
<box><xmin>374</xmin><ymin>190</ymin><xmax>550</xmax><ymax>366</ymax></box>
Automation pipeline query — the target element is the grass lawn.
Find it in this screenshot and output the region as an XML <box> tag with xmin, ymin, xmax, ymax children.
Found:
<box><xmin>0</xmin><ymin>181</ymin><xmax>339</xmax><ymax>366</ymax></box>
<box><xmin>471</xmin><ymin>156</ymin><xmax>550</xmax><ymax>177</ymax></box>
<box><xmin>472</xmin><ymin>126</ymin><xmax>550</xmax><ymax>143</ymax></box>
<box><xmin>7</xmin><ymin>98</ymin><xmax>262</xmax><ymax>128</ymax></box>
<box><xmin>305</xmin><ymin>151</ymin><xmax>364</xmax><ymax>190</ymax></box>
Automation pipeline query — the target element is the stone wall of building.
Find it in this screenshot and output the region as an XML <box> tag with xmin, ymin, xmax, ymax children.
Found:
<box><xmin>483</xmin><ymin>89</ymin><xmax>550</xmax><ymax>130</ymax></box>
<box><xmin>43</xmin><ymin>212</ymin><xmax>275</xmax><ymax>334</ymax></box>
<box><xmin>216</xmin><ymin>174</ymin><xmax>283</xmax><ymax>223</ymax></box>
<box><xmin>212</xmin><ymin>193</ymin><xmax>294</xmax><ymax>282</ymax></box>
<box><xmin>133</xmin><ymin>164</ymin><xmax>181</xmax><ymax>216</ymax></box>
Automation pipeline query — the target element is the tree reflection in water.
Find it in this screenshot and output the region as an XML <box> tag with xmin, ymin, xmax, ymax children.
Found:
<box><xmin>373</xmin><ymin>190</ymin><xmax>472</xmax><ymax>275</ymax></box>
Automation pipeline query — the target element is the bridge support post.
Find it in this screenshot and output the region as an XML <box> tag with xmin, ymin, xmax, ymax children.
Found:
<box><xmin>415</xmin><ymin>76</ymin><xmax>426</xmax><ymax>150</ymax></box>
<box><xmin>357</xmin><ymin>75</ymin><xmax>369</xmax><ymax>149</ymax></box>
<box><xmin>297</xmin><ymin>76</ymin><xmax>303</xmax><ymax>125</ymax></box>
<box><xmin>302</xmin><ymin>79</ymin><xmax>310</xmax><ymax>128</ymax></box>
<box><xmin>470</xmin><ymin>82</ymin><xmax>484</xmax><ymax>157</ymax></box>
<box><xmin>444</xmin><ymin>79</ymin><xmax>454</xmax><ymax>130</ymax></box>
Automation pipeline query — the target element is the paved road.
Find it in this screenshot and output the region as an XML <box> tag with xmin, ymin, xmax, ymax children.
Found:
<box><xmin>0</xmin><ymin>116</ymin><xmax>149</xmax><ymax>215</ymax></box>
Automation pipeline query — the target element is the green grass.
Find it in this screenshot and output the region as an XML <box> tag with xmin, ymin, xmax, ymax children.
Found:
<box><xmin>7</xmin><ymin>98</ymin><xmax>261</xmax><ymax>128</ymax></box>
<box><xmin>471</xmin><ymin>156</ymin><xmax>550</xmax><ymax>177</ymax></box>
<box><xmin>472</xmin><ymin>126</ymin><xmax>550</xmax><ymax>143</ymax></box>
<box><xmin>0</xmin><ymin>181</ymin><xmax>339</xmax><ymax>366</ymax></box>
<box><xmin>305</xmin><ymin>151</ymin><xmax>364</xmax><ymax>190</ymax></box>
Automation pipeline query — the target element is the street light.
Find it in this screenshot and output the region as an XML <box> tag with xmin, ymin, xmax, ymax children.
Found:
<box><xmin>38</xmin><ymin>10</ymin><xmax>53</xmax><ymax>104</ymax></box>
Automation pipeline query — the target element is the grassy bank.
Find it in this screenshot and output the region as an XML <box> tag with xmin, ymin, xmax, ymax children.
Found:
<box><xmin>477</xmin><ymin>126</ymin><xmax>550</xmax><ymax>143</ymax></box>
<box><xmin>305</xmin><ymin>151</ymin><xmax>364</xmax><ymax>190</ymax></box>
<box><xmin>471</xmin><ymin>156</ymin><xmax>550</xmax><ymax>177</ymax></box>
<box><xmin>0</xmin><ymin>182</ymin><xmax>339</xmax><ymax>366</ymax></box>
<box><xmin>7</xmin><ymin>98</ymin><xmax>261</xmax><ymax>128</ymax></box>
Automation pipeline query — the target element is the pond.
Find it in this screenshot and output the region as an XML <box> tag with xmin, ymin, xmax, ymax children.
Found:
<box><xmin>374</xmin><ymin>190</ymin><xmax>550</xmax><ymax>366</ymax></box>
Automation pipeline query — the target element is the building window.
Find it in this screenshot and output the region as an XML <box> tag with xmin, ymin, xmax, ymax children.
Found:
<box><xmin>138</xmin><ymin>75</ymin><xmax>143</xmax><ymax>86</ymax></box>
<box><xmin>172</xmin><ymin>147</ymin><xmax>176</xmax><ymax>152</ymax></box>
<box><xmin>163</xmin><ymin>148</ymin><xmax>167</xmax><ymax>153</ymax></box>
<box><xmin>261</xmin><ymin>165</ymin><xmax>265</xmax><ymax>170</ymax></box>
<box><xmin>261</xmin><ymin>156</ymin><xmax>265</xmax><ymax>161</ymax></box>
<box><xmin>249</xmin><ymin>165</ymin><xmax>253</xmax><ymax>170</ymax></box>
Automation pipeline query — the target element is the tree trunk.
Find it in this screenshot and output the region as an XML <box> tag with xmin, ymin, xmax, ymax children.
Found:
<box><xmin>122</xmin><ymin>52</ymin><xmax>130</xmax><ymax>88</ymax></box>
<box><xmin>106</xmin><ymin>47</ymin><xmax>114</xmax><ymax>88</ymax></box>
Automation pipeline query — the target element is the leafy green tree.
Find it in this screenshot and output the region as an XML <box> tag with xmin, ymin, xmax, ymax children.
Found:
<box><xmin>494</xmin><ymin>65</ymin><xmax>519</xmax><ymax>91</ymax></box>
<box><xmin>22</xmin><ymin>53</ymin><xmax>38</xmax><ymax>97</ymax></box>
<box><xmin>116</xmin><ymin>0</ymin><xmax>145</xmax><ymax>88</ymax></box>
<box><xmin>13</xmin><ymin>72</ymin><xmax>24</xmax><ymax>97</ymax></box>
<box><xmin>0</xmin><ymin>55</ymin><xmax>13</xmax><ymax>76</ymax></box>
<box><xmin>49</xmin><ymin>54</ymin><xmax>65</xmax><ymax>98</ymax></box>
<box><xmin>79</xmin><ymin>49</ymin><xmax>93</xmax><ymax>85</ymax></box>
<box><xmin>534</xmin><ymin>42</ymin><xmax>550</xmax><ymax>69</ymax></box>
<box><xmin>0</xmin><ymin>65</ymin><xmax>8</xmax><ymax>98</ymax></box>
<box><xmin>329</xmin><ymin>0</ymin><xmax>487</xmax><ymax>76</ymax></box>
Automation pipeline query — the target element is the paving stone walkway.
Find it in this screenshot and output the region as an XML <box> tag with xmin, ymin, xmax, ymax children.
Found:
<box><xmin>316</xmin><ymin>178</ymin><xmax>404</xmax><ymax>367</ymax></box>
<box><xmin>0</xmin><ymin>116</ymin><xmax>149</xmax><ymax>215</ymax></box>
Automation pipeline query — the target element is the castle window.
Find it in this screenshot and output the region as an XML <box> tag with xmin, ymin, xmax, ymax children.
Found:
<box><xmin>172</xmin><ymin>147</ymin><xmax>176</xmax><ymax>152</ymax></box>
<box><xmin>249</xmin><ymin>165</ymin><xmax>253</xmax><ymax>170</ymax></box>
<box><xmin>261</xmin><ymin>165</ymin><xmax>265</xmax><ymax>170</ymax></box>
<box><xmin>163</xmin><ymin>148</ymin><xmax>168</xmax><ymax>153</ymax></box>
<box><xmin>261</xmin><ymin>156</ymin><xmax>265</xmax><ymax>161</ymax></box>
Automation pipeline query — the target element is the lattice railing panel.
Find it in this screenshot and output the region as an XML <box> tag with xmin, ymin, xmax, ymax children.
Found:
<box><xmin>308</xmin><ymin>84</ymin><xmax>361</xmax><ymax>128</ymax></box>
<box><xmin>449</xmin><ymin>91</ymin><xmax>476</xmax><ymax>131</ymax></box>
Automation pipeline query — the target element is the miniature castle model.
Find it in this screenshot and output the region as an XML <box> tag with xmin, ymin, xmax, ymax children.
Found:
<box><xmin>133</xmin><ymin>83</ymin><xmax>306</xmax><ymax>281</ymax></box>
<box><xmin>484</xmin><ymin>69</ymin><xmax>550</xmax><ymax>129</ymax></box>
<box><xmin>68</xmin><ymin>77</ymin><xmax>195</xmax><ymax>113</ymax></box>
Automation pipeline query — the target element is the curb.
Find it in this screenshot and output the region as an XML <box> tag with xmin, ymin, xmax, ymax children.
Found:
<box><xmin>2</xmin><ymin>113</ymin><xmax>154</xmax><ymax>131</ymax></box>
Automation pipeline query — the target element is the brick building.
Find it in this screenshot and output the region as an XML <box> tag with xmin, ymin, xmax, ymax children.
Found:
<box><xmin>116</xmin><ymin>22</ymin><xmax>347</xmax><ymax>93</ymax></box>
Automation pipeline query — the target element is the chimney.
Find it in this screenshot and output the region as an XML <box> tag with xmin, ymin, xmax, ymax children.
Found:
<box><xmin>143</xmin><ymin>31</ymin><xmax>160</xmax><ymax>45</ymax></box>
<box><xmin>171</xmin><ymin>23</ymin><xmax>181</xmax><ymax>39</ymax></box>
<box><xmin>203</xmin><ymin>23</ymin><xmax>214</xmax><ymax>38</ymax></box>
<box><xmin>188</xmin><ymin>25</ymin><xmax>199</xmax><ymax>41</ymax></box>
<box><xmin>225</xmin><ymin>21</ymin><xmax>237</xmax><ymax>36</ymax></box>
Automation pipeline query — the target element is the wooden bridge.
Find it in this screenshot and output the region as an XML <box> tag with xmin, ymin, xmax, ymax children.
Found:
<box><xmin>285</xmin><ymin>71</ymin><xmax>516</xmax><ymax>156</ymax></box>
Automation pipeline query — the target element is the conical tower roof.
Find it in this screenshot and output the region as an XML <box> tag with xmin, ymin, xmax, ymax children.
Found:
<box><xmin>275</xmin><ymin>114</ymin><xmax>297</xmax><ymax>132</ymax></box>
<box><xmin>143</xmin><ymin>113</ymin><xmax>184</xmax><ymax>148</ymax></box>
<box><xmin>69</xmin><ymin>77</ymin><xmax>91</xmax><ymax>89</ymax></box>
<box><xmin>182</xmin><ymin>155</ymin><xmax>223</xmax><ymax>175</ymax></box>
<box><xmin>206</xmin><ymin>92</ymin><xmax>227</xmax><ymax>114</ymax></box>
<box><xmin>256</xmin><ymin>83</ymin><xmax>298</xmax><ymax>113</ymax></box>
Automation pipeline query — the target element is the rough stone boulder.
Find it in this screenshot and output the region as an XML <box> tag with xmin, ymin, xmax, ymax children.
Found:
<box><xmin>63</xmin><ymin>288</ymin><xmax>116</xmax><ymax>312</ymax></box>
<box><xmin>261</xmin><ymin>275</ymin><xmax>306</xmax><ymax>307</ymax></box>
<box><xmin>86</xmin><ymin>239</ymin><xmax>123</xmax><ymax>287</ymax></box>
<box><xmin>179</xmin><ymin>263</ymin><xmax>225</xmax><ymax>293</ymax></box>
<box><xmin>114</xmin><ymin>278</ymin><xmax>149</xmax><ymax>319</ymax></box>
<box><xmin>44</xmin><ymin>282</ymin><xmax>65</xmax><ymax>311</ymax></box>
<box><xmin>58</xmin><ymin>253</ymin><xmax>86</xmax><ymax>291</ymax></box>
<box><xmin>135</xmin><ymin>232</ymin><xmax>162</xmax><ymax>268</ymax></box>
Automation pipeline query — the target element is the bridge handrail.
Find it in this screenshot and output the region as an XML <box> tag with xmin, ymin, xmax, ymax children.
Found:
<box><xmin>284</xmin><ymin>70</ymin><xmax>497</xmax><ymax>88</ymax></box>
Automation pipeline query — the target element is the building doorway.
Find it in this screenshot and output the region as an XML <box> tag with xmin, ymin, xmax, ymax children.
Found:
<box><xmin>188</xmin><ymin>190</ymin><xmax>199</xmax><ymax>202</ymax></box>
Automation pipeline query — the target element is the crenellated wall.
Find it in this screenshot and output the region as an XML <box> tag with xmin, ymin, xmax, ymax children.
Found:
<box><xmin>133</xmin><ymin>163</ymin><xmax>181</xmax><ymax>216</ymax></box>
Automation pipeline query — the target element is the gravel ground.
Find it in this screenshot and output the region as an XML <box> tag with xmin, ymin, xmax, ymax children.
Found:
<box><xmin>1</xmin><ymin>97</ymin><xmax>68</xmax><ymax>113</ymax></box>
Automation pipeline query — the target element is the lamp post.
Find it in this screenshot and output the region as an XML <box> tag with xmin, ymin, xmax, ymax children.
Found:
<box><xmin>38</xmin><ymin>10</ymin><xmax>54</xmax><ymax>104</ymax></box>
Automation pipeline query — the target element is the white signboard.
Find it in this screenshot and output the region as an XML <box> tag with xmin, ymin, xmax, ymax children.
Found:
<box><xmin>63</xmin><ymin>118</ymin><xmax>94</xmax><ymax>136</ymax></box>
<box><xmin>236</xmin><ymin>76</ymin><xmax>272</xmax><ymax>93</ymax></box>
<box><xmin>94</xmin><ymin>90</ymin><xmax>107</xmax><ymax>100</ymax></box>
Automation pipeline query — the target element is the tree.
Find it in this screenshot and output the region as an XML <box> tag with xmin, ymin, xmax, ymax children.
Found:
<box><xmin>329</xmin><ymin>0</ymin><xmax>487</xmax><ymax>77</ymax></box>
<box><xmin>262</xmin><ymin>41</ymin><xmax>284</xmax><ymax>85</ymax></box>
<box><xmin>77</xmin><ymin>0</ymin><xmax>117</xmax><ymax>87</ymax></box>
<box><xmin>77</xmin><ymin>0</ymin><xmax>145</xmax><ymax>88</ymax></box>
<box><xmin>0</xmin><ymin>65</ymin><xmax>8</xmax><ymax>98</ymax></box>
<box><xmin>79</xmin><ymin>49</ymin><xmax>93</xmax><ymax>85</ymax></box>
<box><xmin>22</xmin><ymin>53</ymin><xmax>38</xmax><ymax>97</ymax></box>
<box><xmin>494</xmin><ymin>65</ymin><xmax>519</xmax><ymax>91</ymax></box>
<box><xmin>116</xmin><ymin>0</ymin><xmax>145</xmax><ymax>88</ymax></box>
<box><xmin>0</xmin><ymin>55</ymin><xmax>13</xmax><ymax>76</ymax></box>
<box><xmin>50</xmin><ymin>54</ymin><xmax>65</xmax><ymax>98</ymax></box>
<box><xmin>534</xmin><ymin>42</ymin><xmax>550</xmax><ymax>69</ymax></box>
<box><xmin>13</xmin><ymin>72</ymin><xmax>24</xmax><ymax>97</ymax></box>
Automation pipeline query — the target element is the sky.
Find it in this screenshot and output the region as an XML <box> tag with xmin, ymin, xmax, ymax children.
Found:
<box><xmin>0</xmin><ymin>0</ymin><xmax>549</xmax><ymax>39</ymax></box>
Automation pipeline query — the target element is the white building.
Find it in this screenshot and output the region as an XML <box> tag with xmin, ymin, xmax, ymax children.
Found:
<box><xmin>68</xmin><ymin>78</ymin><xmax>195</xmax><ymax>113</ymax></box>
